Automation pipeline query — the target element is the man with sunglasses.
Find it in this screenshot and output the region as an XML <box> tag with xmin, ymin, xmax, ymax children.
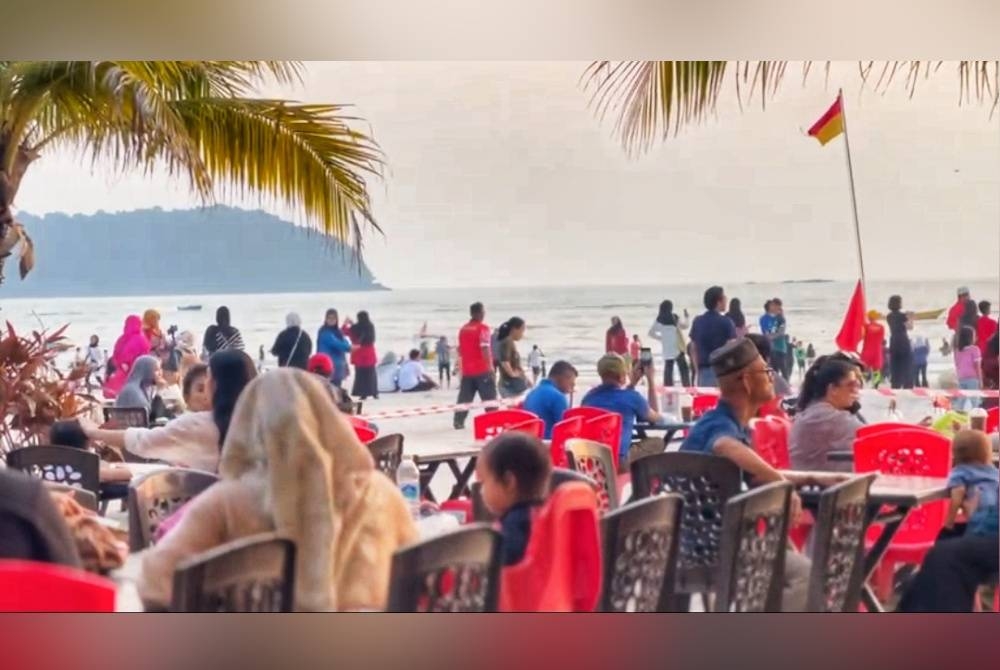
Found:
<box><xmin>680</xmin><ymin>337</ymin><xmax>810</xmax><ymax>611</ymax></box>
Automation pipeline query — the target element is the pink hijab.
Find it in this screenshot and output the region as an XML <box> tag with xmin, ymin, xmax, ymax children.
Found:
<box><xmin>103</xmin><ymin>315</ymin><xmax>151</xmax><ymax>399</ymax></box>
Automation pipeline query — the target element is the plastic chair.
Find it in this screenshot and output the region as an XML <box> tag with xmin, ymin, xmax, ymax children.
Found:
<box><xmin>128</xmin><ymin>468</ymin><xmax>219</xmax><ymax>551</ymax></box>
<box><xmin>0</xmin><ymin>560</ymin><xmax>116</xmax><ymax>611</ymax></box>
<box><xmin>853</xmin><ymin>428</ymin><xmax>951</xmax><ymax>602</ymax></box>
<box><xmin>630</xmin><ymin>452</ymin><xmax>742</xmax><ymax>602</ymax></box>
<box><xmin>750</xmin><ymin>416</ymin><xmax>791</xmax><ymax>470</ymax></box>
<box><xmin>473</xmin><ymin>409</ymin><xmax>540</xmax><ymax>441</ymax></box>
<box><xmin>506</xmin><ymin>418</ymin><xmax>544</xmax><ymax>439</ymax></box>
<box><xmin>6</xmin><ymin>445</ymin><xmax>101</xmax><ymax>500</ymax></box>
<box><xmin>564</xmin><ymin>407</ymin><xmax>613</xmax><ymax>423</ymax></box>
<box><xmin>714</xmin><ymin>481</ymin><xmax>793</xmax><ymax>612</ymax></box>
<box><xmin>581</xmin><ymin>413</ymin><xmax>624</xmax><ymax>471</ymax></box>
<box><xmin>499</xmin><ymin>482</ymin><xmax>602</xmax><ymax>612</ymax></box>
<box><xmin>806</xmin><ymin>474</ymin><xmax>876</xmax><ymax>612</ymax></box>
<box><xmin>550</xmin><ymin>416</ymin><xmax>584</xmax><ymax>468</ymax></box>
<box><xmin>599</xmin><ymin>494</ymin><xmax>684</xmax><ymax>612</ymax></box>
<box><xmin>171</xmin><ymin>533</ymin><xmax>296</xmax><ymax>612</ymax></box>
<box><xmin>856</xmin><ymin>422</ymin><xmax>928</xmax><ymax>440</ymax></box>
<box><xmin>987</xmin><ymin>406</ymin><xmax>999</xmax><ymax>433</ymax></box>
<box><xmin>388</xmin><ymin>525</ymin><xmax>502</xmax><ymax>612</ymax></box>
<box><xmin>368</xmin><ymin>434</ymin><xmax>404</xmax><ymax>477</ymax></box>
<box><xmin>565</xmin><ymin>438</ymin><xmax>620</xmax><ymax>513</ymax></box>
<box><xmin>353</xmin><ymin>424</ymin><xmax>378</xmax><ymax>444</ymax></box>
<box><xmin>692</xmin><ymin>394</ymin><xmax>719</xmax><ymax>419</ymax></box>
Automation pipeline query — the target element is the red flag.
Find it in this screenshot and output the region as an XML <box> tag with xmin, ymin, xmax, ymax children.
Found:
<box><xmin>835</xmin><ymin>280</ymin><xmax>867</xmax><ymax>353</ymax></box>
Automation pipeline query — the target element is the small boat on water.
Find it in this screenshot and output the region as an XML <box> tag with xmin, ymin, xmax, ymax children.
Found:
<box><xmin>871</xmin><ymin>307</ymin><xmax>945</xmax><ymax>322</ymax></box>
<box><xmin>178</xmin><ymin>305</ymin><xmax>203</xmax><ymax>312</ymax></box>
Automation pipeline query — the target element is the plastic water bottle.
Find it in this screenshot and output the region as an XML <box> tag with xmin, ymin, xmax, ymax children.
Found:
<box><xmin>396</xmin><ymin>456</ymin><xmax>421</xmax><ymax>519</ymax></box>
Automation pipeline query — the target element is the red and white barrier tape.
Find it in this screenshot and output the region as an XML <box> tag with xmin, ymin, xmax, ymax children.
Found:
<box><xmin>361</xmin><ymin>395</ymin><xmax>525</xmax><ymax>421</ymax></box>
<box><xmin>653</xmin><ymin>386</ymin><xmax>999</xmax><ymax>399</ymax></box>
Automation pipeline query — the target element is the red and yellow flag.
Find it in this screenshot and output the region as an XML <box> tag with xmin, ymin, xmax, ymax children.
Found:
<box><xmin>807</xmin><ymin>94</ymin><xmax>844</xmax><ymax>146</ymax></box>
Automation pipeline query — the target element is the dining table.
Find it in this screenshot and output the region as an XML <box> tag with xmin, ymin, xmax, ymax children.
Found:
<box><xmin>414</xmin><ymin>449</ymin><xmax>481</xmax><ymax>502</ymax></box>
<box><xmin>781</xmin><ymin>469</ymin><xmax>951</xmax><ymax>613</ymax></box>
<box><xmin>633</xmin><ymin>420</ymin><xmax>695</xmax><ymax>446</ymax></box>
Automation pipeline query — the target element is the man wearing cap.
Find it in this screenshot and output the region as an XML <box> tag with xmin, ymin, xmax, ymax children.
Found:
<box><xmin>581</xmin><ymin>353</ymin><xmax>663</xmax><ymax>471</ymax></box>
<box><xmin>947</xmin><ymin>287</ymin><xmax>972</xmax><ymax>331</ymax></box>
<box><xmin>679</xmin><ymin>338</ymin><xmax>810</xmax><ymax>611</ymax></box>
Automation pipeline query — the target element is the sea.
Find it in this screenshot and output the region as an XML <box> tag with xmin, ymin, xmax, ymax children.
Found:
<box><xmin>8</xmin><ymin>278</ymin><xmax>999</xmax><ymax>385</ymax></box>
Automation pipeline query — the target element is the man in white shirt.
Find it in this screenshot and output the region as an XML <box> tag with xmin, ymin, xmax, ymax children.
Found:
<box><xmin>398</xmin><ymin>349</ymin><xmax>439</xmax><ymax>393</ymax></box>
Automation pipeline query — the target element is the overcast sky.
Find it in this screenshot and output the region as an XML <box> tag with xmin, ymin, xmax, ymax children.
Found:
<box><xmin>13</xmin><ymin>61</ymin><xmax>1000</xmax><ymax>288</ymax></box>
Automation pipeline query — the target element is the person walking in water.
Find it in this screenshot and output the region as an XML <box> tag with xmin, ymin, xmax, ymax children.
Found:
<box><xmin>435</xmin><ymin>336</ymin><xmax>452</xmax><ymax>389</ymax></box>
<box><xmin>454</xmin><ymin>302</ymin><xmax>498</xmax><ymax>430</ymax></box>
<box><xmin>606</xmin><ymin>317</ymin><xmax>629</xmax><ymax>361</ymax></box>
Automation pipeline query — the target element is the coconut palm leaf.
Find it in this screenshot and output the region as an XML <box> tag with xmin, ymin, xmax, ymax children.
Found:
<box><xmin>0</xmin><ymin>60</ymin><xmax>383</xmax><ymax>280</ymax></box>
<box><xmin>585</xmin><ymin>60</ymin><xmax>1000</xmax><ymax>156</ymax></box>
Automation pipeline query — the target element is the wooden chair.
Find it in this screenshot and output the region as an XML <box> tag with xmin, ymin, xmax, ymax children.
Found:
<box><xmin>565</xmin><ymin>438</ymin><xmax>620</xmax><ymax>513</ymax></box>
<box><xmin>171</xmin><ymin>533</ymin><xmax>296</xmax><ymax>612</ymax></box>
<box><xmin>714</xmin><ymin>481</ymin><xmax>793</xmax><ymax>612</ymax></box>
<box><xmin>387</xmin><ymin>525</ymin><xmax>502</xmax><ymax>612</ymax></box>
<box><xmin>368</xmin><ymin>433</ymin><xmax>404</xmax><ymax>477</ymax></box>
<box><xmin>599</xmin><ymin>494</ymin><xmax>684</xmax><ymax>612</ymax></box>
<box><xmin>127</xmin><ymin>468</ymin><xmax>218</xmax><ymax>551</ymax></box>
<box><xmin>629</xmin><ymin>452</ymin><xmax>742</xmax><ymax>606</ymax></box>
<box><xmin>806</xmin><ymin>474</ymin><xmax>876</xmax><ymax>612</ymax></box>
<box><xmin>6</xmin><ymin>445</ymin><xmax>101</xmax><ymax>500</ymax></box>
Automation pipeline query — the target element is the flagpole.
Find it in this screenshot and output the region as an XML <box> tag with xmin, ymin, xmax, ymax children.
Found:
<box><xmin>838</xmin><ymin>88</ymin><xmax>867</xmax><ymax>293</ymax></box>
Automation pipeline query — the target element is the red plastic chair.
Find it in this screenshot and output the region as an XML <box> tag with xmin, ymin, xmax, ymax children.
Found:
<box><xmin>856</xmin><ymin>422</ymin><xmax>930</xmax><ymax>440</ymax></box>
<box><xmin>986</xmin><ymin>407</ymin><xmax>999</xmax><ymax>433</ymax></box>
<box><xmin>564</xmin><ymin>407</ymin><xmax>613</xmax><ymax>423</ymax></box>
<box><xmin>498</xmin><ymin>482</ymin><xmax>602</xmax><ymax>612</ymax></box>
<box><xmin>0</xmin><ymin>560</ymin><xmax>116</xmax><ymax>611</ymax></box>
<box><xmin>473</xmin><ymin>409</ymin><xmax>540</xmax><ymax>441</ymax></box>
<box><xmin>691</xmin><ymin>394</ymin><xmax>719</xmax><ymax>419</ymax></box>
<box><xmin>353</xmin><ymin>425</ymin><xmax>378</xmax><ymax>444</ymax></box>
<box><xmin>507</xmin><ymin>419</ymin><xmax>544</xmax><ymax>439</ymax></box>
<box><xmin>581</xmin><ymin>413</ymin><xmax>624</xmax><ymax>471</ymax></box>
<box><xmin>549</xmin><ymin>416</ymin><xmax>584</xmax><ymax>468</ymax></box>
<box><xmin>853</xmin><ymin>428</ymin><xmax>952</xmax><ymax>602</ymax></box>
<box><xmin>750</xmin><ymin>415</ymin><xmax>791</xmax><ymax>470</ymax></box>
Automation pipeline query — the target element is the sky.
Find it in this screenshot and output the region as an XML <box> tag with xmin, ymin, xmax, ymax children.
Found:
<box><xmin>12</xmin><ymin>61</ymin><xmax>1000</xmax><ymax>289</ymax></box>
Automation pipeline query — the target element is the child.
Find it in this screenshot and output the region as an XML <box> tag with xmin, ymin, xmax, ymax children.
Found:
<box><xmin>794</xmin><ymin>341</ymin><xmax>807</xmax><ymax>379</ymax></box>
<box><xmin>954</xmin><ymin>326</ymin><xmax>982</xmax><ymax>411</ymax></box>
<box><xmin>943</xmin><ymin>429</ymin><xmax>999</xmax><ymax>540</ymax></box>
<box><xmin>475</xmin><ymin>432</ymin><xmax>552</xmax><ymax>566</ymax></box>
<box><xmin>49</xmin><ymin>420</ymin><xmax>131</xmax><ymax>497</ymax></box>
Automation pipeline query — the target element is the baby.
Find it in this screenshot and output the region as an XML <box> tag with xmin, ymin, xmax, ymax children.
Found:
<box><xmin>944</xmin><ymin>429</ymin><xmax>999</xmax><ymax>539</ymax></box>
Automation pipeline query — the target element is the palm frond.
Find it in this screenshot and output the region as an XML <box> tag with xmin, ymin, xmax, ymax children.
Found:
<box><xmin>169</xmin><ymin>97</ymin><xmax>383</xmax><ymax>246</ymax></box>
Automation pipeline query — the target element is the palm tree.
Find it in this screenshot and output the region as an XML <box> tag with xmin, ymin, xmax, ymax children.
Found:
<box><xmin>583</xmin><ymin>61</ymin><xmax>1000</xmax><ymax>155</ymax></box>
<box><xmin>0</xmin><ymin>61</ymin><xmax>382</xmax><ymax>283</ymax></box>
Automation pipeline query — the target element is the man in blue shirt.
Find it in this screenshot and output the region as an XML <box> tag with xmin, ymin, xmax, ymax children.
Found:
<box><xmin>679</xmin><ymin>338</ymin><xmax>810</xmax><ymax>611</ymax></box>
<box><xmin>521</xmin><ymin>361</ymin><xmax>577</xmax><ymax>438</ymax></box>
<box><xmin>581</xmin><ymin>353</ymin><xmax>662</xmax><ymax>468</ymax></box>
<box><xmin>689</xmin><ymin>285</ymin><xmax>737</xmax><ymax>388</ymax></box>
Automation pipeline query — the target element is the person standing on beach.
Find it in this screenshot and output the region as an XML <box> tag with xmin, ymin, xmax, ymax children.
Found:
<box><xmin>435</xmin><ymin>336</ymin><xmax>452</xmax><ymax>389</ymax></box>
<box><xmin>726</xmin><ymin>298</ymin><xmax>748</xmax><ymax>337</ymax></box>
<box><xmin>759</xmin><ymin>300</ymin><xmax>789</xmax><ymax>380</ymax></box>
<box><xmin>947</xmin><ymin>286</ymin><xmax>973</xmax><ymax>332</ymax></box>
<box><xmin>886</xmin><ymin>295</ymin><xmax>914</xmax><ymax>390</ymax></box>
<box><xmin>454</xmin><ymin>302</ymin><xmax>498</xmax><ymax>430</ymax></box>
<box><xmin>527</xmin><ymin>345</ymin><xmax>543</xmax><ymax>385</ymax></box>
<box><xmin>689</xmin><ymin>286</ymin><xmax>737</xmax><ymax>388</ymax></box>
<box><xmin>497</xmin><ymin>317</ymin><xmax>530</xmax><ymax>398</ymax></box>
<box><xmin>977</xmin><ymin>301</ymin><xmax>998</xmax><ymax>356</ymax></box>
<box><xmin>203</xmin><ymin>306</ymin><xmax>245</xmax><ymax>358</ymax></box>
<box><xmin>912</xmin><ymin>332</ymin><xmax>931</xmax><ymax>388</ymax></box>
<box><xmin>271</xmin><ymin>312</ymin><xmax>313</xmax><ymax>370</ymax></box>
<box><xmin>343</xmin><ymin>311</ymin><xmax>379</xmax><ymax>401</ymax></box>
<box><xmin>648</xmin><ymin>300</ymin><xmax>691</xmax><ymax>388</ymax></box>
<box><xmin>84</xmin><ymin>335</ymin><xmax>105</xmax><ymax>391</ymax></box>
<box><xmin>629</xmin><ymin>334</ymin><xmax>641</xmax><ymax>363</ymax></box>
<box><xmin>606</xmin><ymin>317</ymin><xmax>630</xmax><ymax>361</ymax></box>
<box><xmin>316</xmin><ymin>309</ymin><xmax>353</xmax><ymax>388</ymax></box>
<box><xmin>954</xmin><ymin>326</ymin><xmax>983</xmax><ymax>411</ymax></box>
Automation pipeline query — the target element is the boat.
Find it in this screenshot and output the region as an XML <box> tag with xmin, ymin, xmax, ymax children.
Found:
<box><xmin>178</xmin><ymin>305</ymin><xmax>203</xmax><ymax>312</ymax></box>
<box><xmin>871</xmin><ymin>307</ymin><xmax>945</xmax><ymax>322</ymax></box>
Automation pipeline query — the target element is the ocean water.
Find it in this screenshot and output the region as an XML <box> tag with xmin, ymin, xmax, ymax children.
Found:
<box><xmin>7</xmin><ymin>278</ymin><xmax>998</xmax><ymax>383</ymax></box>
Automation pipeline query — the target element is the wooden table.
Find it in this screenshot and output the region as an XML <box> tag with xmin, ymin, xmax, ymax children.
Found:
<box><xmin>414</xmin><ymin>449</ymin><xmax>480</xmax><ymax>502</ymax></box>
<box><xmin>781</xmin><ymin>470</ymin><xmax>950</xmax><ymax>612</ymax></box>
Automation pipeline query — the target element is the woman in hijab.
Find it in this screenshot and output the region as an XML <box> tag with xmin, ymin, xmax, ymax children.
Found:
<box><xmin>344</xmin><ymin>311</ymin><xmax>379</xmax><ymax>400</ymax></box>
<box><xmin>143</xmin><ymin>309</ymin><xmax>168</xmax><ymax>359</ymax></box>
<box><xmin>114</xmin><ymin>355</ymin><xmax>164</xmax><ymax>414</ymax></box>
<box><xmin>102</xmin><ymin>315</ymin><xmax>151</xmax><ymax>400</ymax></box>
<box><xmin>648</xmin><ymin>300</ymin><xmax>691</xmax><ymax>388</ymax></box>
<box><xmin>84</xmin><ymin>350</ymin><xmax>258</xmax><ymax>473</ymax></box>
<box><xmin>137</xmin><ymin>368</ymin><xmax>417</xmax><ymax>611</ymax></box>
<box><xmin>271</xmin><ymin>313</ymin><xmax>313</xmax><ymax>370</ymax></box>
<box><xmin>203</xmin><ymin>306</ymin><xmax>245</xmax><ymax>357</ymax></box>
<box><xmin>316</xmin><ymin>309</ymin><xmax>353</xmax><ymax>387</ymax></box>
<box><xmin>605</xmin><ymin>316</ymin><xmax>629</xmax><ymax>359</ymax></box>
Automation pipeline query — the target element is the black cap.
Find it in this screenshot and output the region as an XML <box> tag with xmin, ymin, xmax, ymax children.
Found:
<box><xmin>710</xmin><ymin>338</ymin><xmax>760</xmax><ymax>377</ymax></box>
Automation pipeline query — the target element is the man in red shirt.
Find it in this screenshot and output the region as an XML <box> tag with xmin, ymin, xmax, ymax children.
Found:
<box><xmin>977</xmin><ymin>301</ymin><xmax>998</xmax><ymax>355</ymax></box>
<box><xmin>947</xmin><ymin>287</ymin><xmax>971</xmax><ymax>331</ymax></box>
<box><xmin>453</xmin><ymin>302</ymin><xmax>498</xmax><ymax>430</ymax></box>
